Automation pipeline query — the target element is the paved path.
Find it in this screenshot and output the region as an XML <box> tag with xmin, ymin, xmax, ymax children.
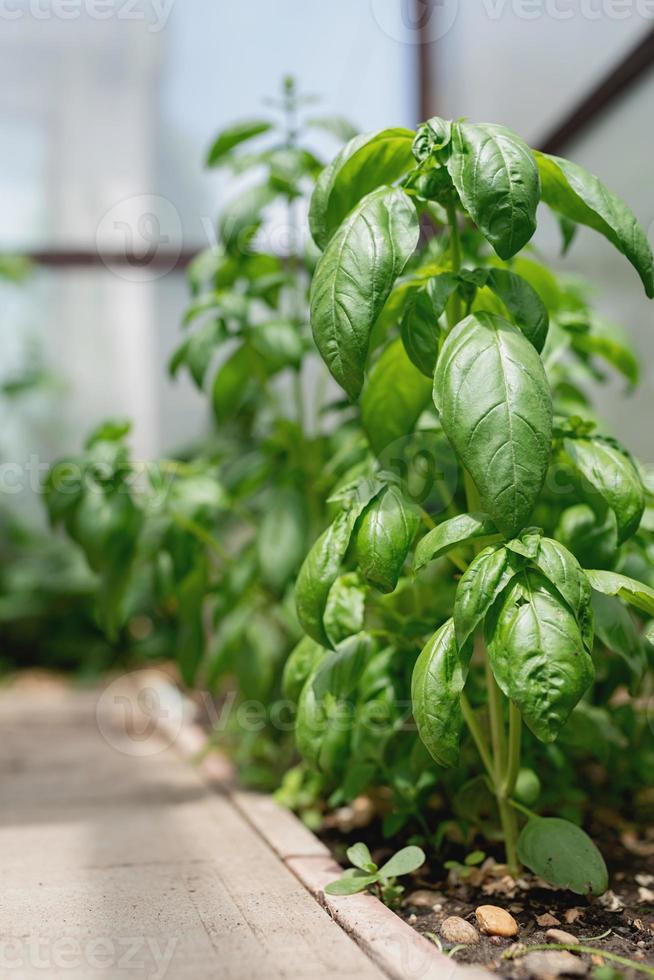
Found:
<box><xmin>0</xmin><ymin>679</ymin><xmax>386</xmax><ymax>980</ymax></box>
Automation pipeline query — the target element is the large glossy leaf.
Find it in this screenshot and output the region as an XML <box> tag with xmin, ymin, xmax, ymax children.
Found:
<box><xmin>361</xmin><ymin>338</ymin><xmax>432</xmax><ymax>455</ymax></box>
<box><xmin>447</xmin><ymin>122</ymin><xmax>540</xmax><ymax>259</ymax></box>
<box><xmin>206</xmin><ymin>120</ymin><xmax>272</xmax><ymax>166</ymax></box>
<box><xmin>400</xmin><ymin>286</ymin><xmax>443</xmax><ymax>377</ymax></box>
<box><xmin>585</xmin><ymin>568</ymin><xmax>654</xmax><ymax>616</ymax></box>
<box><xmin>309</xmin><ymin>129</ymin><xmax>415</xmax><ymax>249</ymax></box>
<box><xmin>310</xmin><ymin>187</ymin><xmax>419</xmax><ymax>399</ymax></box>
<box><xmin>412</xmin><ymin>618</ymin><xmax>472</xmax><ymax>767</ymax></box>
<box><xmin>518</xmin><ymin>817</ymin><xmax>608</xmax><ymax>896</ymax></box>
<box><xmin>535</xmin><ymin>152</ymin><xmax>654</xmax><ymax>297</ymax></box>
<box><xmin>434</xmin><ymin>313</ymin><xmax>552</xmax><ymax>537</ymax></box>
<box><xmin>564</xmin><ymin>436</ymin><xmax>644</xmax><ymax>544</ymax></box>
<box><xmin>453</xmin><ymin>545</ymin><xmax>522</xmax><ymax>647</ymax></box>
<box><xmin>295</xmin><ymin>485</ymin><xmax>381</xmax><ymax>647</ymax></box>
<box><xmin>324</xmin><ymin>573</ymin><xmax>366</xmax><ymax>647</ymax></box>
<box><xmin>528</xmin><ymin>535</ymin><xmax>594</xmax><ymax>653</ymax></box>
<box><xmin>414</xmin><ymin>513</ymin><xmax>498</xmax><ymax>572</ymax></box>
<box><xmin>281</xmin><ymin>635</ymin><xmax>326</xmax><ymax>703</ymax></box>
<box><xmin>485</xmin><ymin>570</ymin><xmax>595</xmax><ymax>742</ymax></box>
<box><xmin>484</xmin><ymin>268</ymin><xmax>549</xmax><ymax>352</ymax></box>
<box><xmin>354</xmin><ymin>485</ymin><xmax>420</xmax><ymax>593</ymax></box>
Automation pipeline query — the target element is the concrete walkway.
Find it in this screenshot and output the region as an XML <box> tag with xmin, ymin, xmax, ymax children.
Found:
<box><xmin>0</xmin><ymin>678</ymin><xmax>386</xmax><ymax>980</ymax></box>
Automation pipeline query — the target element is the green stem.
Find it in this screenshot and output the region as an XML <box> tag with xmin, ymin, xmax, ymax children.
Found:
<box><xmin>445</xmin><ymin>199</ymin><xmax>462</xmax><ymax>330</ymax></box>
<box><xmin>508</xmin><ymin>798</ymin><xmax>538</xmax><ymax>821</ymax></box>
<box><xmin>460</xmin><ymin>694</ymin><xmax>494</xmax><ymax>781</ymax></box>
<box><xmin>486</xmin><ymin>661</ymin><xmax>506</xmax><ymax>779</ymax></box>
<box><xmin>461</xmin><ymin>465</ymin><xmax>521</xmax><ymax>874</ymax></box>
<box><xmin>171</xmin><ymin>513</ymin><xmax>232</xmax><ymax>563</ymax></box>
<box><xmin>503</xmin><ymin>700</ymin><xmax>522</xmax><ymax>798</ymax></box>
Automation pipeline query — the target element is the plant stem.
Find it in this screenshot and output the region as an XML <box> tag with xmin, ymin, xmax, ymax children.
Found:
<box><xmin>460</xmin><ymin>694</ymin><xmax>494</xmax><ymax>781</ymax></box>
<box><xmin>445</xmin><ymin>199</ymin><xmax>462</xmax><ymax>330</ymax></box>
<box><xmin>461</xmin><ymin>463</ymin><xmax>522</xmax><ymax>874</ymax></box>
<box><xmin>503</xmin><ymin>700</ymin><xmax>522</xmax><ymax>798</ymax></box>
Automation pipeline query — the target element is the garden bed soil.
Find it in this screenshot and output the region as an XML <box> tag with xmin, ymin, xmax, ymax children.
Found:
<box><xmin>322</xmin><ymin>823</ymin><xmax>654</xmax><ymax>979</ymax></box>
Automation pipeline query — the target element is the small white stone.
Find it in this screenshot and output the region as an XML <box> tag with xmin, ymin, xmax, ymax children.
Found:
<box><xmin>545</xmin><ymin>928</ymin><xmax>578</xmax><ymax>945</ymax></box>
<box><xmin>522</xmin><ymin>950</ymin><xmax>587</xmax><ymax>977</ymax></box>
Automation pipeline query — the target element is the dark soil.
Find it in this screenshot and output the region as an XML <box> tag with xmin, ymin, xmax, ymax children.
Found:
<box><xmin>322</xmin><ymin>824</ymin><xmax>654</xmax><ymax>979</ymax></box>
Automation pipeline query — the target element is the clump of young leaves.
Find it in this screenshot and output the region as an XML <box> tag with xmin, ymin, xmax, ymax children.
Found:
<box><xmin>295</xmin><ymin>115</ymin><xmax>654</xmax><ymax>891</ymax></box>
<box><xmin>325</xmin><ymin>841</ymin><xmax>425</xmax><ymax>907</ymax></box>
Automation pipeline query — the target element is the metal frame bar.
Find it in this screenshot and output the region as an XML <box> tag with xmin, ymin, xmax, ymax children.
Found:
<box><xmin>7</xmin><ymin>19</ymin><xmax>654</xmax><ymax>270</ymax></box>
<box><xmin>538</xmin><ymin>25</ymin><xmax>654</xmax><ymax>153</ymax></box>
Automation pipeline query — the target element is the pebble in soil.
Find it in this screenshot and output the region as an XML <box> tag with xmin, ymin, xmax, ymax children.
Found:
<box><xmin>401</xmin><ymin>859</ymin><xmax>654</xmax><ymax>979</ymax></box>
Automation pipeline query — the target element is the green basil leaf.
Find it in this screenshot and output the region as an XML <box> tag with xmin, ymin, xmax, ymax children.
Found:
<box><xmin>569</xmin><ymin>316</ymin><xmax>639</xmax><ymax>386</ymax></box>
<box><xmin>377</xmin><ymin>845</ymin><xmax>425</xmax><ymax>879</ymax></box>
<box><xmin>486</xmin><ymin>570</ymin><xmax>595</xmax><ymax>742</ymax></box>
<box><xmin>354</xmin><ymin>485</ymin><xmax>421</xmax><ymax>593</ymax></box>
<box><xmin>453</xmin><ymin>545</ymin><xmax>522</xmax><ymax>648</ymax></box>
<box><xmin>309</xmin><ymin>129</ymin><xmax>415</xmax><ymax>250</ymax></box>
<box><xmin>309</xmin><ymin>633</ymin><xmax>375</xmax><ymax>700</ymax></box>
<box><xmin>296</xmin><ymin>633</ymin><xmax>374</xmax><ymax>775</ymax></box>
<box><xmin>361</xmin><ymin>338</ymin><xmax>432</xmax><ymax>455</ymax></box>
<box><xmin>281</xmin><ymin>635</ymin><xmax>326</xmax><ymax>704</ymax></box>
<box><xmin>249</xmin><ymin>319</ymin><xmax>304</xmax><ymax>371</ymax></box>
<box><xmin>219</xmin><ymin>184</ymin><xmax>276</xmax><ymax>254</ymax></box>
<box><xmin>414</xmin><ymin>512</ymin><xmax>498</xmax><ymax>572</ymax></box>
<box><xmin>556</xmin><ymin>503</ymin><xmax>618</xmax><ymax>570</ymax></box>
<box><xmin>296</xmin><ymin>485</ymin><xmax>381</xmax><ymax>647</ymax></box>
<box><xmin>400</xmin><ymin>287</ymin><xmax>442</xmax><ymax>378</ymax></box>
<box><xmin>310</xmin><ymin>187</ymin><xmax>419</xmax><ymax>399</ymax></box>
<box><xmin>517</xmin><ymin>817</ymin><xmax>608</xmax><ymax>896</ymax></box>
<box><xmin>447</xmin><ymin>122</ymin><xmax>539</xmax><ymax>259</ymax></box>
<box><xmin>434</xmin><ymin>313</ymin><xmax>553</xmax><ymax>537</ymax></box>
<box><xmin>412</xmin><ymin>618</ymin><xmax>472</xmax><ymax>768</ymax></box>
<box><xmin>585</xmin><ymin>568</ymin><xmax>654</xmax><ymax>616</ymax></box>
<box><xmin>212</xmin><ymin>344</ymin><xmax>263</xmax><ymax>424</ymax></box>
<box><xmin>530</xmin><ymin>536</ymin><xmax>594</xmax><ymax>653</ymax></box>
<box><xmin>564</xmin><ymin>436</ymin><xmax>644</xmax><ymax>544</ymax></box>
<box><xmin>592</xmin><ymin>593</ymin><xmax>647</xmax><ymax>693</ymax></box>
<box><xmin>485</xmin><ymin>268</ymin><xmax>549</xmax><ymax>353</ymax></box>
<box><xmin>324</xmin><ymin>572</ymin><xmax>366</xmax><ymax>647</ymax></box>
<box><xmin>206</xmin><ymin>119</ymin><xmax>272</xmax><ymax>166</ymax></box>
<box><xmin>257</xmin><ymin>488</ymin><xmax>308</xmax><ymax>592</ymax></box>
<box><xmin>535</xmin><ymin>151</ymin><xmax>654</xmax><ymax>298</ymax></box>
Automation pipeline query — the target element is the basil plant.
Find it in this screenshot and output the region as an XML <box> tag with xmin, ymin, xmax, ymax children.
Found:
<box><xmin>294</xmin><ymin>117</ymin><xmax>654</xmax><ymax>888</ymax></box>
